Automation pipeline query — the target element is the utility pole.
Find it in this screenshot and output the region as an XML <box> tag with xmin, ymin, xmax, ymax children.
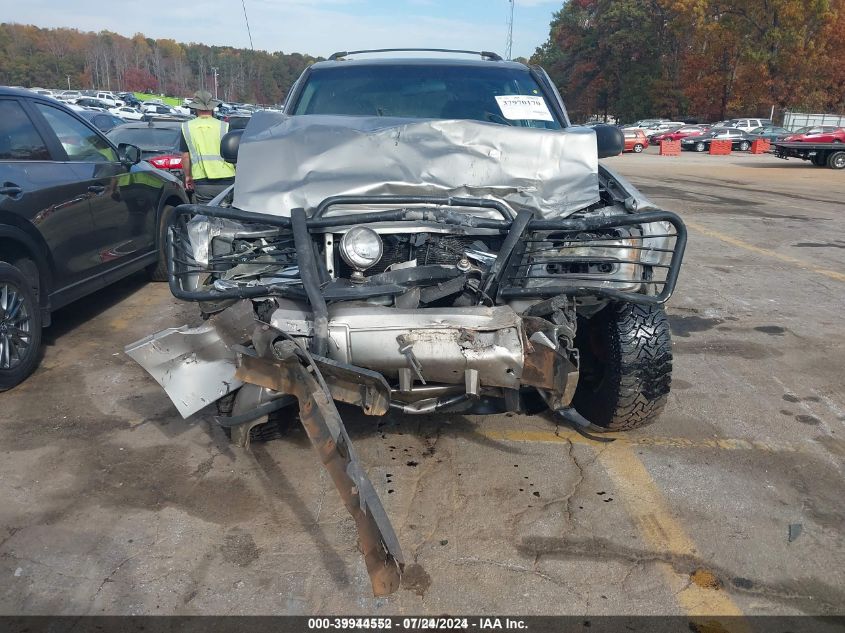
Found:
<box><xmin>506</xmin><ymin>0</ymin><xmax>514</xmax><ymax>61</ymax></box>
<box><xmin>66</xmin><ymin>75</ymin><xmax>71</xmax><ymax>90</ymax></box>
<box><xmin>211</xmin><ymin>67</ymin><xmax>219</xmax><ymax>100</ymax></box>
<box><xmin>241</xmin><ymin>0</ymin><xmax>255</xmax><ymax>51</ymax></box>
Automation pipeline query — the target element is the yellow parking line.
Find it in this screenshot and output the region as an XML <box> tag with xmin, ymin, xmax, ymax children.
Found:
<box><xmin>479</xmin><ymin>427</ymin><xmax>803</xmax><ymax>454</ymax></box>
<box><xmin>475</xmin><ymin>427</ymin><xmax>752</xmax><ymax>619</ymax></box>
<box><xmin>686</xmin><ymin>220</ymin><xmax>845</xmax><ymax>283</ymax></box>
<box><xmin>598</xmin><ymin>444</ymin><xmax>747</xmax><ymax>619</ymax></box>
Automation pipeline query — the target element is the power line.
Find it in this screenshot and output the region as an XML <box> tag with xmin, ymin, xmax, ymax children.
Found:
<box><xmin>505</xmin><ymin>0</ymin><xmax>514</xmax><ymax>60</ymax></box>
<box><xmin>241</xmin><ymin>0</ymin><xmax>255</xmax><ymax>51</ymax></box>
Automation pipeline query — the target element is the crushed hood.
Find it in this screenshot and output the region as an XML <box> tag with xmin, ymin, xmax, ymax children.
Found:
<box><xmin>232</xmin><ymin>112</ymin><xmax>599</xmax><ymax>218</ymax></box>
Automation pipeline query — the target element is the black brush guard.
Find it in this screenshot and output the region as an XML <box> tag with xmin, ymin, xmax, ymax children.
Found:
<box><xmin>165</xmin><ymin>196</ymin><xmax>686</xmax><ymax>307</ymax></box>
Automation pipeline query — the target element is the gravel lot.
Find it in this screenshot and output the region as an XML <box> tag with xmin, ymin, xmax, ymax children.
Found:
<box><xmin>1</xmin><ymin>148</ymin><xmax>843</xmax><ymax>617</ymax></box>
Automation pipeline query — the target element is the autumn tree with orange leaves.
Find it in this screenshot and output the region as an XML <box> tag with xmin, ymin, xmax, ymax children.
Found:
<box><xmin>533</xmin><ymin>0</ymin><xmax>844</xmax><ymax>123</ymax></box>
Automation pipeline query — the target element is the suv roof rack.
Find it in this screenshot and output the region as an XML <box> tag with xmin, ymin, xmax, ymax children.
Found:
<box><xmin>328</xmin><ymin>48</ymin><xmax>503</xmax><ymax>62</ymax></box>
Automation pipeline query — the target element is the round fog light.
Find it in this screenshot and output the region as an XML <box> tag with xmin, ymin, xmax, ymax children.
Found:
<box><xmin>339</xmin><ymin>225</ymin><xmax>383</xmax><ymax>272</ymax></box>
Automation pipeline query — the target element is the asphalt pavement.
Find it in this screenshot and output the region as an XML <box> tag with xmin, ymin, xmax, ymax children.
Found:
<box><xmin>0</xmin><ymin>148</ymin><xmax>843</xmax><ymax>618</ymax></box>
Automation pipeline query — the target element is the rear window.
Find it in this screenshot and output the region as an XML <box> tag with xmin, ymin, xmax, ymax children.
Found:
<box><xmin>108</xmin><ymin>126</ymin><xmax>181</xmax><ymax>150</ymax></box>
<box><xmin>291</xmin><ymin>64</ymin><xmax>562</xmax><ymax>129</ymax></box>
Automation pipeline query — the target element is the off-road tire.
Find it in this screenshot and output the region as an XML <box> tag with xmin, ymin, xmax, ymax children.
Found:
<box><xmin>572</xmin><ymin>302</ymin><xmax>672</xmax><ymax>431</ymax></box>
<box><xmin>0</xmin><ymin>261</ymin><xmax>42</xmax><ymax>391</ymax></box>
<box><xmin>148</xmin><ymin>204</ymin><xmax>175</xmax><ymax>281</ymax></box>
<box><xmin>633</xmin><ymin>143</ymin><xmax>644</xmax><ymax>153</ymax></box>
<box><xmin>827</xmin><ymin>151</ymin><xmax>845</xmax><ymax>170</ymax></box>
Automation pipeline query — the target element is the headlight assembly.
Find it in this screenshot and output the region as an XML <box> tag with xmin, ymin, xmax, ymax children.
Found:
<box><xmin>339</xmin><ymin>225</ymin><xmax>383</xmax><ymax>278</ymax></box>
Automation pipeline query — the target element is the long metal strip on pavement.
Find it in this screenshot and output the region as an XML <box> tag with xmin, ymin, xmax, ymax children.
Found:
<box><xmin>236</xmin><ymin>351</ymin><xmax>404</xmax><ymax>596</ymax></box>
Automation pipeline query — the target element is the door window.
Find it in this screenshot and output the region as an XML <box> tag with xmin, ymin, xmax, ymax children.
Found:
<box><xmin>0</xmin><ymin>100</ymin><xmax>51</xmax><ymax>160</ymax></box>
<box><xmin>34</xmin><ymin>103</ymin><xmax>117</xmax><ymax>162</ymax></box>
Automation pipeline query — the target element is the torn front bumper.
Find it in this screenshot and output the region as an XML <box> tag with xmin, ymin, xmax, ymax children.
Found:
<box><xmin>126</xmin><ymin>302</ymin><xmax>579</xmax><ymax>419</ymax></box>
<box><xmin>124</xmin><ymin>300</ymin><xmax>254</xmax><ymax>417</ymax></box>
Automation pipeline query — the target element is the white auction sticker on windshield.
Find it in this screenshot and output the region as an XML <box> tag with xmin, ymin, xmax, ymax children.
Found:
<box><xmin>495</xmin><ymin>95</ymin><xmax>554</xmax><ymax>121</ymax></box>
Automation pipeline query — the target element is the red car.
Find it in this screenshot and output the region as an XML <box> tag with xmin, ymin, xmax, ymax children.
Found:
<box><xmin>623</xmin><ymin>129</ymin><xmax>649</xmax><ymax>153</ymax></box>
<box><xmin>782</xmin><ymin>126</ymin><xmax>845</xmax><ymax>143</ymax></box>
<box><xmin>653</xmin><ymin>125</ymin><xmax>709</xmax><ymax>143</ymax></box>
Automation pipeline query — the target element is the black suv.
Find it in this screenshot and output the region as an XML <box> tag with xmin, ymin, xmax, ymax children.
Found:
<box><xmin>0</xmin><ymin>87</ymin><xmax>188</xmax><ymax>390</ymax></box>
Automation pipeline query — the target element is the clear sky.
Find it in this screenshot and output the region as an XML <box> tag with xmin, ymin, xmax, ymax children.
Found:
<box><xmin>6</xmin><ymin>0</ymin><xmax>562</xmax><ymax>60</ymax></box>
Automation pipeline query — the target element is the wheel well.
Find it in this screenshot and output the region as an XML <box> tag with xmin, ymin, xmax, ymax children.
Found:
<box><xmin>0</xmin><ymin>235</ymin><xmax>51</xmax><ymax>322</ymax></box>
<box><xmin>0</xmin><ymin>237</ymin><xmax>31</xmax><ymax>267</ymax></box>
<box><xmin>0</xmin><ymin>237</ymin><xmax>42</xmax><ymax>289</ymax></box>
<box><xmin>159</xmin><ymin>195</ymin><xmax>184</xmax><ymax>240</ymax></box>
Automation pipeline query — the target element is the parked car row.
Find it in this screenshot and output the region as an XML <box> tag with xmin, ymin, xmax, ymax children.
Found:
<box><xmin>615</xmin><ymin>116</ymin><xmax>845</xmax><ymax>155</ymax></box>
<box><xmin>13</xmin><ymin>87</ymin><xmax>265</xmax><ymax>129</ymax></box>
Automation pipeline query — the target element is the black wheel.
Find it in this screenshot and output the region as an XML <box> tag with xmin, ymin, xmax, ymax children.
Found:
<box><xmin>633</xmin><ymin>143</ymin><xmax>644</xmax><ymax>153</ymax></box>
<box><xmin>147</xmin><ymin>204</ymin><xmax>175</xmax><ymax>281</ymax></box>
<box><xmin>219</xmin><ymin>386</ymin><xmax>299</xmax><ymax>446</ymax></box>
<box><xmin>739</xmin><ymin>140</ymin><xmax>750</xmax><ymax>151</ymax></box>
<box><xmin>827</xmin><ymin>151</ymin><xmax>845</xmax><ymax>170</ymax></box>
<box><xmin>695</xmin><ymin>141</ymin><xmax>706</xmax><ymax>152</ymax></box>
<box><xmin>572</xmin><ymin>302</ymin><xmax>672</xmax><ymax>431</ymax></box>
<box><xmin>0</xmin><ymin>262</ymin><xmax>42</xmax><ymax>391</ymax></box>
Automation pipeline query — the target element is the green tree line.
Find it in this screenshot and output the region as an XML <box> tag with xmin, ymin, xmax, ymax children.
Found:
<box><xmin>0</xmin><ymin>23</ymin><xmax>320</xmax><ymax>104</ymax></box>
<box><xmin>532</xmin><ymin>0</ymin><xmax>845</xmax><ymax>123</ymax></box>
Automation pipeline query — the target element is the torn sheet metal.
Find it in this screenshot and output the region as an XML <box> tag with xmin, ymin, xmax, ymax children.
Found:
<box><xmin>236</xmin><ymin>349</ymin><xmax>404</xmax><ymax>596</ymax></box>
<box><xmin>124</xmin><ymin>301</ymin><xmax>255</xmax><ymax>418</ymax></box>
<box><xmin>325</xmin><ymin>304</ymin><xmax>526</xmax><ymax>387</ymax></box>
<box><xmin>240</xmin><ymin>351</ymin><xmax>391</xmax><ymax>417</ymax></box>
<box><xmin>233</xmin><ymin>112</ymin><xmax>599</xmax><ymax>219</ymax></box>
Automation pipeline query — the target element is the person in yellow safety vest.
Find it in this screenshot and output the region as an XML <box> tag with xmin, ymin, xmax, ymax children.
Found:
<box><xmin>180</xmin><ymin>90</ymin><xmax>236</xmax><ymax>204</ymax></box>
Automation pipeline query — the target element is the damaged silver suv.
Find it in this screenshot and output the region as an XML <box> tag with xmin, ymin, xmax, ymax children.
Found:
<box><xmin>127</xmin><ymin>50</ymin><xmax>686</xmax><ymax>596</ymax></box>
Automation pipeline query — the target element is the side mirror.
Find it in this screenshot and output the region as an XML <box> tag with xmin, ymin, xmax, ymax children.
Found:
<box><xmin>592</xmin><ymin>124</ymin><xmax>625</xmax><ymax>158</ymax></box>
<box><xmin>221</xmin><ymin>129</ymin><xmax>244</xmax><ymax>164</ymax></box>
<box><xmin>118</xmin><ymin>143</ymin><xmax>142</xmax><ymax>166</ymax></box>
